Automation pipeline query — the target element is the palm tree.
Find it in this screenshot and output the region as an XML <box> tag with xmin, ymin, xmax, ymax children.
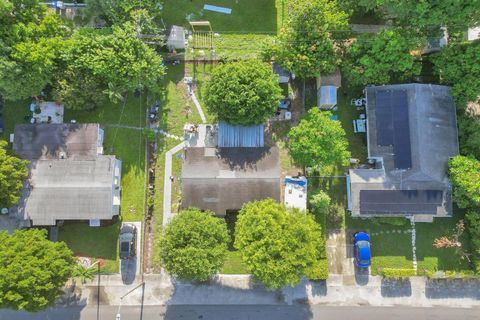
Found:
<box><xmin>72</xmin><ymin>261</ymin><xmax>99</xmax><ymax>284</ymax></box>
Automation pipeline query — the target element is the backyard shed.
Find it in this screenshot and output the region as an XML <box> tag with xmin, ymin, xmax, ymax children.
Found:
<box><xmin>273</xmin><ymin>63</ymin><xmax>290</xmax><ymax>84</ymax></box>
<box><xmin>166</xmin><ymin>25</ymin><xmax>186</xmax><ymax>50</ymax></box>
<box><xmin>318</xmin><ymin>85</ymin><xmax>337</xmax><ymax>110</ymax></box>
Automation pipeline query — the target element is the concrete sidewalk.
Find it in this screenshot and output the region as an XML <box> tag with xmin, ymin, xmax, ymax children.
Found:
<box><xmin>68</xmin><ymin>273</ymin><xmax>480</xmax><ymax>309</ymax></box>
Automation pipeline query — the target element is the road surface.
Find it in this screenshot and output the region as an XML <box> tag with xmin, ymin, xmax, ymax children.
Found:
<box><xmin>1</xmin><ymin>305</ymin><xmax>479</xmax><ymax>320</ymax></box>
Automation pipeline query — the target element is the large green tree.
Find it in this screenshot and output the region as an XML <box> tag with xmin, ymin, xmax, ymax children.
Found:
<box><xmin>160</xmin><ymin>208</ymin><xmax>229</xmax><ymax>281</ymax></box>
<box><xmin>235</xmin><ymin>199</ymin><xmax>325</xmax><ymax>289</ymax></box>
<box><xmin>0</xmin><ymin>141</ymin><xmax>28</xmax><ymax>208</ymax></box>
<box><xmin>53</xmin><ymin>26</ymin><xmax>165</xmax><ymax>110</ymax></box>
<box><xmin>342</xmin><ymin>30</ymin><xmax>422</xmax><ymax>87</ymax></box>
<box><xmin>0</xmin><ymin>1</ymin><xmax>69</xmax><ymax>100</ymax></box>
<box><xmin>458</xmin><ymin>113</ymin><xmax>480</xmax><ymax>159</ymax></box>
<box><xmin>432</xmin><ymin>41</ymin><xmax>480</xmax><ymax>105</ymax></box>
<box><xmin>288</xmin><ymin>108</ymin><xmax>350</xmax><ymax>168</ymax></box>
<box><xmin>448</xmin><ymin>155</ymin><xmax>480</xmax><ymax>209</ymax></box>
<box><xmin>342</xmin><ymin>0</ymin><xmax>480</xmax><ymax>33</ymax></box>
<box><xmin>0</xmin><ymin>229</ymin><xmax>75</xmax><ymax>311</ymax></box>
<box><xmin>267</xmin><ymin>0</ymin><xmax>348</xmax><ymax>78</ymax></box>
<box><xmin>85</xmin><ymin>0</ymin><xmax>163</xmax><ymax>26</ymax></box>
<box><xmin>205</xmin><ymin>60</ymin><xmax>282</xmax><ymax>125</ymax></box>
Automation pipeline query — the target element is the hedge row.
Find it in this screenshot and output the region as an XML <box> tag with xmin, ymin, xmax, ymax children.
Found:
<box><xmin>382</xmin><ymin>268</ymin><xmax>416</xmax><ymax>278</ymax></box>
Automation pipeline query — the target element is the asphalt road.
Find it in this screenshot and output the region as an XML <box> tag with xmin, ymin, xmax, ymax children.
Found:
<box><xmin>1</xmin><ymin>305</ymin><xmax>479</xmax><ymax>320</ymax></box>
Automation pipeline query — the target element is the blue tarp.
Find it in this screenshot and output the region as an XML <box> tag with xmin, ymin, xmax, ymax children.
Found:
<box><xmin>204</xmin><ymin>4</ymin><xmax>232</xmax><ymax>14</ymax></box>
<box><xmin>320</xmin><ymin>85</ymin><xmax>337</xmax><ymax>107</ymax></box>
<box><xmin>285</xmin><ymin>177</ymin><xmax>307</xmax><ymax>187</ymax></box>
<box><xmin>218</xmin><ymin>122</ymin><xmax>264</xmax><ymax>147</ymax></box>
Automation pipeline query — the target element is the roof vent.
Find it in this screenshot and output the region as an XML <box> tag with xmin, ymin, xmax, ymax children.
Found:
<box><xmin>59</xmin><ymin>152</ymin><xmax>66</xmax><ymax>159</ymax></box>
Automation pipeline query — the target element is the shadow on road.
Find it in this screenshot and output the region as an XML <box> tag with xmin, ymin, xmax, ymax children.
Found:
<box><xmin>381</xmin><ymin>278</ymin><xmax>412</xmax><ymax>297</ymax></box>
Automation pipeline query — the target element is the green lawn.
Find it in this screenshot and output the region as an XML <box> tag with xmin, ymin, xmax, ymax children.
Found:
<box><xmin>163</xmin><ymin>0</ymin><xmax>279</xmax><ymax>33</ymax></box>
<box><xmin>59</xmin><ymin>222</ymin><xmax>120</xmax><ymax>273</ymax></box>
<box><xmin>1</xmin><ymin>99</ymin><xmax>31</xmax><ymax>139</ymax></box>
<box><xmin>416</xmin><ymin>214</ymin><xmax>473</xmax><ymax>276</ymax></box>
<box><xmin>222</xmin><ymin>250</ymin><xmax>248</xmax><ymax>274</ymax></box>
<box><xmin>346</xmin><ymin>215</ymin><xmax>413</xmax><ymax>275</ymax></box>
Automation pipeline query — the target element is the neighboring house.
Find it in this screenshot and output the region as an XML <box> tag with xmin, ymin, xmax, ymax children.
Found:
<box><xmin>182</xmin><ymin>123</ymin><xmax>281</xmax><ymax>216</ymax></box>
<box><xmin>347</xmin><ymin>84</ymin><xmax>459</xmax><ymax>220</ymax></box>
<box><xmin>12</xmin><ymin>123</ymin><xmax>121</xmax><ymax>226</ymax></box>
<box><xmin>466</xmin><ymin>27</ymin><xmax>480</xmax><ymax>41</ymax></box>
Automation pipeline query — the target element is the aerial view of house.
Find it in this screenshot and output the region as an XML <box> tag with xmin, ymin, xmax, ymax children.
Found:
<box><xmin>348</xmin><ymin>84</ymin><xmax>459</xmax><ymax>219</ymax></box>
<box><xmin>0</xmin><ymin>0</ymin><xmax>480</xmax><ymax>318</ymax></box>
<box><xmin>12</xmin><ymin>123</ymin><xmax>121</xmax><ymax>226</ymax></box>
<box><xmin>182</xmin><ymin>123</ymin><xmax>280</xmax><ymax>215</ymax></box>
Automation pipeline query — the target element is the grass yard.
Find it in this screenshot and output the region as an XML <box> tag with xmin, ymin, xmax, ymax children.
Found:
<box><xmin>59</xmin><ymin>222</ymin><xmax>121</xmax><ymax>273</ymax></box>
<box><xmin>346</xmin><ymin>215</ymin><xmax>413</xmax><ymax>275</ymax></box>
<box><xmin>162</xmin><ymin>0</ymin><xmax>279</xmax><ymax>33</ymax></box>
<box><xmin>1</xmin><ymin>99</ymin><xmax>31</xmax><ymax>139</ymax></box>
<box><xmin>222</xmin><ymin>250</ymin><xmax>248</xmax><ymax>274</ymax></box>
<box><xmin>416</xmin><ymin>214</ymin><xmax>473</xmax><ymax>276</ymax></box>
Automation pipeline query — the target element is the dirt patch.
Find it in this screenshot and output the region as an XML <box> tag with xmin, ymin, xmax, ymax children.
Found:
<box><xmin>89</xmin><ymin>286</ymin><xmax>110</xmax><ymax>305</ymax></box>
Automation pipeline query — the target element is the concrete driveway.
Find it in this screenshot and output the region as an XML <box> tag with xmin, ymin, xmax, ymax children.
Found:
<box><xmin>326</xmin><ymin>229</ymin><xmax>370</xmax><ymax>285</ymax></box>
<box><xmin>120</xmin><ymin>222</ymin><xmax>142</xmax><ymax>284</ymax></box>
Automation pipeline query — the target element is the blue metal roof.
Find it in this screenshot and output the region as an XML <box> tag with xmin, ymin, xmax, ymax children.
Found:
<box><xmin>320</xmin><ymin>86</ymin><xmax>337</xmax><ymax>106</ymax></box>
<box><xmin>218</xmin><ymin>122</ymin><xmax>264</xmax><ymax>147</ymax></box>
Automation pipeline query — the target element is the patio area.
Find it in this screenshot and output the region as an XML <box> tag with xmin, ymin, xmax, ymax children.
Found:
<box><xmin>31</xmin><ymin>101</ymin><xmax>64</xmax><ymax>124</ymax></box>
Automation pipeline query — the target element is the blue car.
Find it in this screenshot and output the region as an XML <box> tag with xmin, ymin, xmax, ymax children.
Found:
<box><xmin>354</xmin><ymin>232</ymin><xmax>371</xmax><ymax>268</ymax></box>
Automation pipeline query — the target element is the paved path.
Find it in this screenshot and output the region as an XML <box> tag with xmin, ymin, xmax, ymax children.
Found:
<box><xmin>162</xmin><ymin>142</ymin><xmax>186</xmax><ymax>226</ymax></box>
<box><xmin>3</xmin><ymin>305</ymin><xmax>480</xmax><ymax>320</ymax></box>
<box><xmin>191</xmin><ymin>92</ymin><xmax>207</xmax><ymax>124</ymax></box>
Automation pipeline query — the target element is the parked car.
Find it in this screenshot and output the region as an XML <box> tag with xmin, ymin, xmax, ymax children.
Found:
<box><xmin>119</xmin><ymin>224</ymin><xmax>137</xmax><ymax>259</ymax></box>
<box><xmin>353</xmin><ymin>232</ymin><xmax>371</xmax><ymax>268</ymax></box>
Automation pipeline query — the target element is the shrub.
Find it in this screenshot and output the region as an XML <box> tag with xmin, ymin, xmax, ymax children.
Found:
<box><xmin>382</xmin><ymin>268</ymin><xmax>416</xmax><ymax>279</ymax></box>
<box><xmin>326</xmin><ymin>204</ymin><xmax>345</xmax><ymax>229</ymax></box>
<box><xmin>306</xmin><ymin>259</ymin><xmax>329</xmax><ymax>280</ymax></box>
<box><xmin>372</xmin><ymin>217</ymin><xmax>408</xmax><ymax>227</ymax></box>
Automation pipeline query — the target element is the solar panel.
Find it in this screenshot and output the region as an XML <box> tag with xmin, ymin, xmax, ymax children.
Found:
<box><xmin>359</xmin><ymin>190</ymin><xmax>443</xmax><ymax>214</ymax></box>
<box><xmin>392</xmin><ymin>91</ymin><xmax>412</xmax><ymax>169</ymax></box>
<box><xmin>375</xmin><ymin>91</ymin><xmax>394</xmax><ymax>146</ymax></box>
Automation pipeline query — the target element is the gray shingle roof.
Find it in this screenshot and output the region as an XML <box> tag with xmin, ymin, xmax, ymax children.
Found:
<box><xmin>181</xmin><ymin>147</ymin><xmax>281</xmax><ymax>215</ymax></box>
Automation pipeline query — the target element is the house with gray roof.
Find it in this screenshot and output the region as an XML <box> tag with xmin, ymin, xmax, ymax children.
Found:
<box><xmin>347</xmin><ymin>84</ymin><xmax>459</xmax><ymax>220</ymax></box>
<box><xmin>12</xmin><ymin>123</ymin><xmax>121</xmax><ymax>226</ymax></box>
<box><xmin>182</xmin><ymin>123</ymin><xmax>281</xmax><ymax>216</ymax></box>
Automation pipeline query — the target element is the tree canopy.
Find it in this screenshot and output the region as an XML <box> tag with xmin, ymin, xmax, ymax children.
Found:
<box><xmin>448</xmin><ymin>155</ymin><xmax>480</xmax><ymax>209</ymax></box>
<box><xmin>432</xmin><ymin>41</ymin><xmax>480</xmax><ymax>105</ymax></box>
<box><xmin>0</xmin><ymin>140</ymin><xmax>28</xmax><ymax>208</ymax></box>
<box><xmin>85</xmin><ymin>0</ymin><xmax>163</xmax><ymax>26</ymax></box>
<box><xmin>205</xmin><ymin>60</ymin><xmax>282</xmax><ymax>125</ymax></box>
<box><xmin>342</xmin><ymin>30</ymin><xmax>422</xmax><ymax>87</ymax></box>
<box><xmin>0</xmin><ymin>229</ymin><xmax>75</xmax><ymax>311</ymax></box>
<box><xmin>267</xmin><ymin>0</ymin><xmax>348</xmax><ymax>78</ymax></box>
<box><xmin>53</xmin><ymin>27</ymin><xmax>165</xmax><ymax>110</ymax></box>
<box><xmin>160</xmin><ymin>208</ymin><xmax>229</xmax><ymax>282</ymax></box>
<box><xmin>288</xmin><ymin>108</ymin><xmax>351</xmax><ymax>168</ymax></box>
<box><xmin>342</xmin><ymin>0</ymin><xmax>480</xmax><ymax>34</ymax></box>
<box><xmin>235</xmin><ymin>199</ymin><xmax>325</xmax><ymax>289</ymax></box>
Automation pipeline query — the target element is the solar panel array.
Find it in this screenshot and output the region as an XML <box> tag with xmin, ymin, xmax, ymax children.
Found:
<box><xmin>360</xmin><ymin>190</ymin><xmax>443</xmax><ymax>214</ymax></box>
<box><xmin>375</xmin><ymin>90</ymin><xmax>412</xmax><ymax>169</ymax></box>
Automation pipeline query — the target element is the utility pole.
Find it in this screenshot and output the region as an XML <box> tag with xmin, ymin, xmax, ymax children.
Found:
<box><xmin>115</xmin><ymin>281</ymin><xmax>145</xmax><ymax>320</ymax></box>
